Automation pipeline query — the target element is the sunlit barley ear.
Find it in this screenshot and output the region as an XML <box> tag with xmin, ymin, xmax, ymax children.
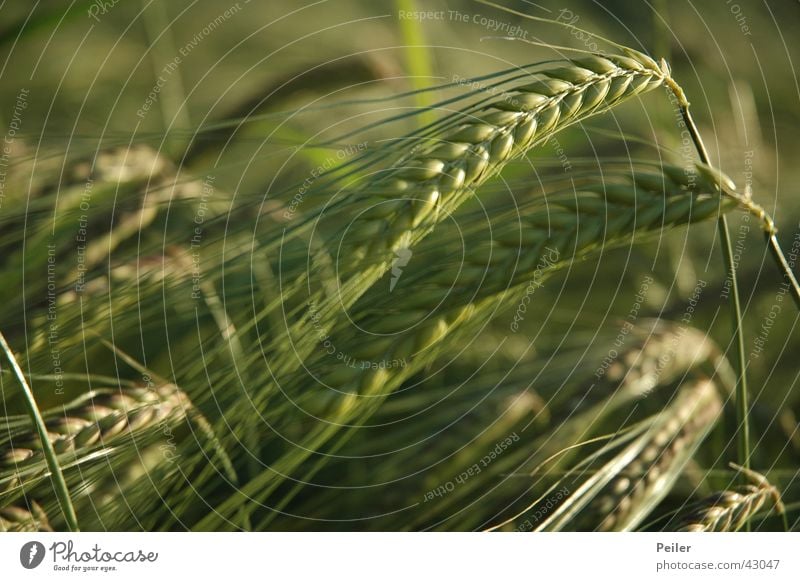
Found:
<box><xmin>0</xmin><ymin>501</ymin><xmax>52</xmax><ymax>532</ymax></box>
<box><xmin>674</xmin><ymin>464</ymin><xmax>785</xmax><ymax>532</ymax></box>
<box><xmin>277</xmin><ymin>53</ymin><xmax>676</xmax><ymax>377</ymax></box>
<box><xmin>502</xmin><ymin>317</ymin><xmax>733</xmax><ymax>483</ymax></box>
<box><xmin>0</xmin><ymin>385</ymin><xmax>188</xmax><ymax>498</ymax></box>
<box><xmin>521</xmin><ymin>378</ymin><xmax>723</xmax><ymax>532</ymax></box>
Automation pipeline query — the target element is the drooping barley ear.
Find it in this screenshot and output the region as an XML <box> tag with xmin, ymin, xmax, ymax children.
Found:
<box><xmin>675</xmin><ymin>463</ymin><xmax>785</xmax><ymax>532</ymax></box>
<box><xmin>287</xmin><ymin>51</ymin><xmax>672</xmax><ymax>342</ymax></box>
<box><xmin>0</xmin><ymin>501</ymin><xmax>52</xmax><ymax>532</ymax></box>
<box><xmin>528</xmin><ymin>378</ymin><xmax>722</xmax><ymax>531</ymax></box>
<box><xmin>598</xmin><ymin>318</ymin><xmax>735</xmax><ymax>400</ymax></box>
<box><xmin>337</xmin><ymin>52</ymin><xmax>669</xmax><ymax>273</ymax></box>
<box><xmin>518</xmin><ymin>319</ymin><xmax>729</xmax><ymax>480</ymax></box>
<box><xmin>0</xmin><ymin>385</ymin><xmax>188</xmax><ymax>496</ymax></box>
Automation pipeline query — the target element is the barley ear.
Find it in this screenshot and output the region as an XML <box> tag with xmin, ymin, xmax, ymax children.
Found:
<box><xmin>0</xmin><ymin>385</ymin><xmax>188</xmax><ymax>498</ymax></box>
<box><xmin>0</xmin><ymin>501</ymin><xmax>52</xmax><ymax>532</ymax></box>
<box><xmin>531</xmin><ymin>378</ymin><xmax>723</xmax><ymax>531</ymax></box>
<box><xmin>675</xmin><ymin>463</ymin><xmax>785</xmax><ymax>532</ymax></box>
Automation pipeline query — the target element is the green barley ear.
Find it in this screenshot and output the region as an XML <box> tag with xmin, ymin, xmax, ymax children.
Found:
<box><xmin>265</xmin><ymin>54</ymin><xmax>676</xmax><ymax>385</ymax></box>
<box><xmin>675</xmin><ymin>463</ymin><xmax>785</xmax><ymax>532</ymax></box>
<box><xmin>334</xmin><ymin>52</ymin><xmax>668</xmax><ymax>271</ymax></box>
<box><xmin>279</xmin><ymin>52</ymin><xmax>673</xmax><ymax>333</ymax></box>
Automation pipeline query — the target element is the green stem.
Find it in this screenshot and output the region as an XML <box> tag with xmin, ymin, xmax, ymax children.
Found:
<box><xmin>666</xmin><ymin>71</ymin><xmax>800</xmax><ymax>313</ymax></box>
<box><xmin>717</xmin><ymin>216</ymin><xmax>751</xmax><ymax>473</ymax></box>
<box><xmin>0</xmin><ymin>331</ymin><xmax>79</xmax><ymax>531</ymax></box>
<box><xmin>766</xmin><ymin>232</ymin><xmax>800</xmax><ymax>311</ymax></box>
<box><xmin>674</xmin><ymin>98</ymin><xmax>751</xmax><ymax>479</ymax></box>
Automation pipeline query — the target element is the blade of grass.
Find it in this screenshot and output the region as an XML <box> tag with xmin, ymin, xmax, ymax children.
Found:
<box><xmin>0</xmin><ymin>330</ymin><xmax>79</xmax><ymax>531</ymax></box>
<box><xmin>141</xmin><ymin>0</ymin><xmax>192</xmax><ymax>154</ymax></box>
<box><xmin>393</xmin><ymin>0</ymin><xmax>437</xmax><ymax>126</ymax></box>
<box><xmin>717</xmin><ymin>215</ymin><xmax>751</xmax><ymax>473</ymax></box>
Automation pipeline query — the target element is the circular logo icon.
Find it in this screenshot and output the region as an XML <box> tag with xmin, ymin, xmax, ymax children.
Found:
<box><xmin>20</xmin><ymin>541</ymin><xmax>46</xmax><ymax>569</ymax></box>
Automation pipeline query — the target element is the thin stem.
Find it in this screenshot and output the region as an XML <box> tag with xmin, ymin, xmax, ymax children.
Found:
<box><xmin>718</xmin><ymin>217</ymin><xmax>751</xmax><ymax>473</ymax></box>
<box><xmin>667</xmin><ymin>66</ymin><xmax>800</xmax><ymax>312</ymax></box>
<box><xmin>0</xmin><ymin>331</ymin><xmax>79</xmax><ymax>531</ymax></box>
<box><xmin>720</xmin><ymin>195</ymin><xmax>800</xmax><ymax>311</ymax></box>
<box><xmin>674</xmin><ymin>97</ymin><xmax>751</xmax><ymax>479</ymax></box>
<box><xmin>766</xmin><ymin>232</ymin><xmax>800</xmax><ymax>311</ymax></box>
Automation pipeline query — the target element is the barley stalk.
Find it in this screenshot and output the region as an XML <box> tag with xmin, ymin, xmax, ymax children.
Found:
<box><xmin>676</xmin><ymin>464</ymin><xmax>785</xmax><ymax>532</ymax></box>
<box><xmin>366</xmin><ymin>161</ymin><xmax>735</xmax><ymax>316</ymax></box>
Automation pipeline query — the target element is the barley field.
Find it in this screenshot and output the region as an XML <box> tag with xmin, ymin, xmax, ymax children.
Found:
<box><xmin>0</xmin><ymin>0</ymin><xmax>799</xmax><ymax>533</ymax></box>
